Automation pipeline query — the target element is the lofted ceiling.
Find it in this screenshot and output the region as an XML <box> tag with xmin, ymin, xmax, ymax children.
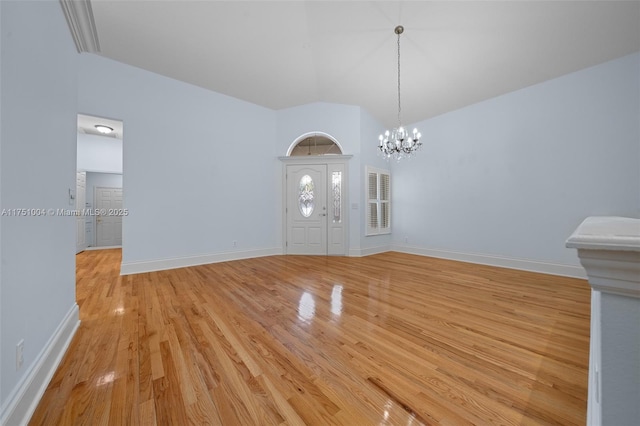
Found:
<box><xmin>72</xmin><ymin>1</ymin><xmax>639</xmax><ymax>128</ymax></box>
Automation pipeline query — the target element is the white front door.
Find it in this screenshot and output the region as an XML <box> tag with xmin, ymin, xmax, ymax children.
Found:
<box><xmin>76</xmin><ymin>171</ymin><xmax>86</xmax><ymax>253</ymax></box>
<box><xmin>95</xmin><ymin>187</ymin><xmax>123</xmax><ymax>247</ymax></box>
<box><xmin>287</xmin><ymin>164</ymin><xmax>327</xmax><ymax>254</ymax></box>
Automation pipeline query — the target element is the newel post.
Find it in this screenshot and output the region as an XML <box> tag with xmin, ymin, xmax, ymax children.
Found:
<box><xmin>566</xmin><ymin>217</ymin><xmax>640</xmax><ymax>426</ymax></box>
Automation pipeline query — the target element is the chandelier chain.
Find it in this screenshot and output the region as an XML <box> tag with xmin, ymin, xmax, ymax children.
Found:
<box><xmin>397</xmin><ymin>30</ymin><xmax>401</xmax><ymax>128</ymax></box>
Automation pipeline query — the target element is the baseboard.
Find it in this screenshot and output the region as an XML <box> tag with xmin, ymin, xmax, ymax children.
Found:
<box><xmin>84</xmin><ymin>245</ymin><xmax>121</xmax><ymax>251</ymax></box>
<box><xmin>118</xmin><ymin>244</ymin><xmax>585</xmax><ymax>278</ymax></box>
<box><xmin>120</xmin><ymin>247</ymin><xmax>283</xmax><ymax>275</ymax></box>
<box><xmin>0</xmin><ymin>304</ymin><xmax>80</xmax><ymax>426</ymax></box>
<box><xmin>349</xmin><ymin>245</ymin><xmax>391</xmax><ymax>257</ymax></box>
<box><xmin>391</xmin><ymin>245</ymin><xmax>587</xmax><ymax>279</ymax></box>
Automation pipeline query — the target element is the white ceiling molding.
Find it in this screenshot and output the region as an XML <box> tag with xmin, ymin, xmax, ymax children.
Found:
<box><xmin>59</xmin><ymin>0</ymin><xmax>100</xmax><ymax>53</ymax></box>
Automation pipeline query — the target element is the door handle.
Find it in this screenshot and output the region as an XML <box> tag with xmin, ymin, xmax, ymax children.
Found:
<box><xmin>319</xmin><ymin>213</ymin><xmax>327</xmax><ymax>217</ymax></box>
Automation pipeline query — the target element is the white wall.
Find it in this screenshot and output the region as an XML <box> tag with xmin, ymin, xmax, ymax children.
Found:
<box><xmin>79</xmin><ymin>50</ymin><xmax>640</xmax><ymax>273</ymax></box>
<box><xmin>0</xmin><ymin>1</ymin><xmax>78</xmax><ymax>423</ymax></box>
<box><xmin>0</xmin><ymin>0</ymin><xmax>4</xmax><ymax>415</ymax></box>
<box><xmin>392</xmin><ymin>53</ymin><xmax>640</xmax><ymax>274</ymax></box>
<box><xmin>77</xmin><ymin>53</ymin><xmax>278</xmax><ymax>269</ymax></box>
<box><xmin>77</xmin><ymin>133</ymin><xmax>123</xmax><ymax>173</ymax></box>
<box><xmin>359</xmin><ymin>108</ymin><xmax>392</xmax><ymax>253</ymax></box>
<box><xmin>276</xmin><ymin>102</ymin><xmax>363</xmax><ymax>253</ymax></box>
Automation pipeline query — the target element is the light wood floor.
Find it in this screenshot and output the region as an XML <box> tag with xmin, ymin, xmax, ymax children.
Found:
<box><xmin>30</xmin><ymin>249</ymin><xmax>591</xmax><ymax>425</ymax></box>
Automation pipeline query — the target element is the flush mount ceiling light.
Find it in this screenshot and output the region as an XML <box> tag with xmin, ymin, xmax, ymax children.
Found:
<box><xmin>378</xmin><ymin>25</ymin><xmax>422</xmax><ymax>161</ymax></box>
<box><xmin>95</xmin><ymin>124</ymin><xmax>114</xmax><ymax>134</ymax></box>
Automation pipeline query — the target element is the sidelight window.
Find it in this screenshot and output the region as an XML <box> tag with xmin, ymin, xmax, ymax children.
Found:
<box><xmin>332</xmin><ymin>171</ymin><xmax>342</xmax><ymax>223</ymax></box>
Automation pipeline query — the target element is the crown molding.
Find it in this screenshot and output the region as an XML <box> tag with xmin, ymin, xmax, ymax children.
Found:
<box><xmin>59</xmin><ymin>0</ymin><xmax>100</xmax><ymax>53</ymax></box>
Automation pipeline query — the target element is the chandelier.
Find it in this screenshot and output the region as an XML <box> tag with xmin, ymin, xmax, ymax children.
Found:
<box><xmin>378</xmin><ymin>25</ymin><xmax>422</xmax><ymax>161</ymax></box>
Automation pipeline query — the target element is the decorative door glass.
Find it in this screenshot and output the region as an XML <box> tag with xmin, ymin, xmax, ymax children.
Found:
<box><xmin>298</xmin><ymin>175</ymin><xmax>315</xmax><ymax>217</ymax></box>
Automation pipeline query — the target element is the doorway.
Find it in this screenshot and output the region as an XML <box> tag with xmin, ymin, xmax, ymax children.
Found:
<box><xmin>76</xmin><ymin>114</ymin><xmax>123</xmax><ymax>250</ymax></box>
<box><xmin>280</xmin><ymin>132</ymin><xmax>351</xmax><ymax>256</ymax></box>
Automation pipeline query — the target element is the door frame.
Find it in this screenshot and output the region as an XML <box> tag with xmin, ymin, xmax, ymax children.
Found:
<box><xmin>279</xmin><ymin>155</ymin><xmax>352</xmax><ymax>255</ymax></box>
<box><xmin>76</xmin><ymin>171</ymin><xmax>87</xmax><ymax>253</ymax></box>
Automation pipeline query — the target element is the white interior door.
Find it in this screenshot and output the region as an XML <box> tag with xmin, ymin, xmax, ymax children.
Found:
<box><xmin>95</xmin><ymin>187</ymin><xmax>123</xmax><ymax>247</ymax></box>
<box><xmin>76</xmin><ymin>171</ymin><xmax>86</xmax><ymax>253</ymax></box>
<box><xmin>286</xmin><ymin>164</ymin><xmax>327</xmax><ymax>254</ymax></box>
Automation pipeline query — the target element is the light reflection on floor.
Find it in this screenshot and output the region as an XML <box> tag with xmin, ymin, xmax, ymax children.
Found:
<box><xmin>297</xmin><ymin>291</ymin><xmax>315</xmax><ymax>322</ymax></box>
<box><xmin>331</xmin><ymin>284</ymin><xmax>343</xmax><ymax>317</ymax></box>
<box><xmin>95</xmin><ymin>371</ymin><xmax>115</xmax><ymax>387</ymax></box>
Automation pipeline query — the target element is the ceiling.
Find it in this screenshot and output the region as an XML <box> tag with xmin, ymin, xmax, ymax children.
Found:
<box><xmin>80</xmin><ymin>1</ymin><xmax>639</xmax><ymax>128</ymax></box>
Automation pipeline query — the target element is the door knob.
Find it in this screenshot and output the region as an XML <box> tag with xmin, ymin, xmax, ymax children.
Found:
<box><xmin>319</xmin><ymin>213</ymin><xmax>326</xmax><ymax>217</ymax></box>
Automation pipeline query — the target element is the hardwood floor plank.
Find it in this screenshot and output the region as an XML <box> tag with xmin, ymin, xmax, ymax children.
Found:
<box><xmin>153</xmin><ymin>340</ymin><xmax>189</xmax><ymax>425</ymax></box>
<box><xmin>138</xmin><ymin>399</ymin><xmax>156</xmax><ymax>426</ymax></box>
<box><xmin>29</xmin><ymin>249</ymin><xmax>590</xmax><ymax>425</ymax></box>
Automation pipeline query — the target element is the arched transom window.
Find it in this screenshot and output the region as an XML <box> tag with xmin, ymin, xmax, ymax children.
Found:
<box><xmin>290</xmin><ymin>135</ymin><xmax>342</xmax><ymax>156</ymax></box>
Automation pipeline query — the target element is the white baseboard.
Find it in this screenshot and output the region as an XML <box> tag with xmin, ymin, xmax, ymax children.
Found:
<box><xmin>349</xmin><ymin>245</ymin><xmax>392</xmax><ymax>257</ymax></box>
<box><xmin>391</xmin><ymin>245</ymin><xmax>587</xmax><ymax>279</ymax></box>
<box><xmin>84</xmin><ymin>245</ymin><xmax>121</xmax><ymax>251</ymax></box>
<box><xmin>1</xmin><ymin>304</ymin><xmax>80</xmax><ymax>426</ymax></box>
<box><xmin>119</xmin><ymin>244</ymin><xmax>585</xmax><ymax>279</ymax></box>
<box><xmin>120</xmin><ymin>247</ymin><xmax>283</xmax><ymax>275</ymax></box>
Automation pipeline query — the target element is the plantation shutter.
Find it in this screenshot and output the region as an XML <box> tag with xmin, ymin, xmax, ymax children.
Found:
<box><xmin>379</xmin><ymin>173</ymin><xmax>390</xmax><ymax>231</ymax></box>
<box><xmin>365</xmin><ymin>167</ymin><xmax>391</xmax><ymax>236</ymax></box>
